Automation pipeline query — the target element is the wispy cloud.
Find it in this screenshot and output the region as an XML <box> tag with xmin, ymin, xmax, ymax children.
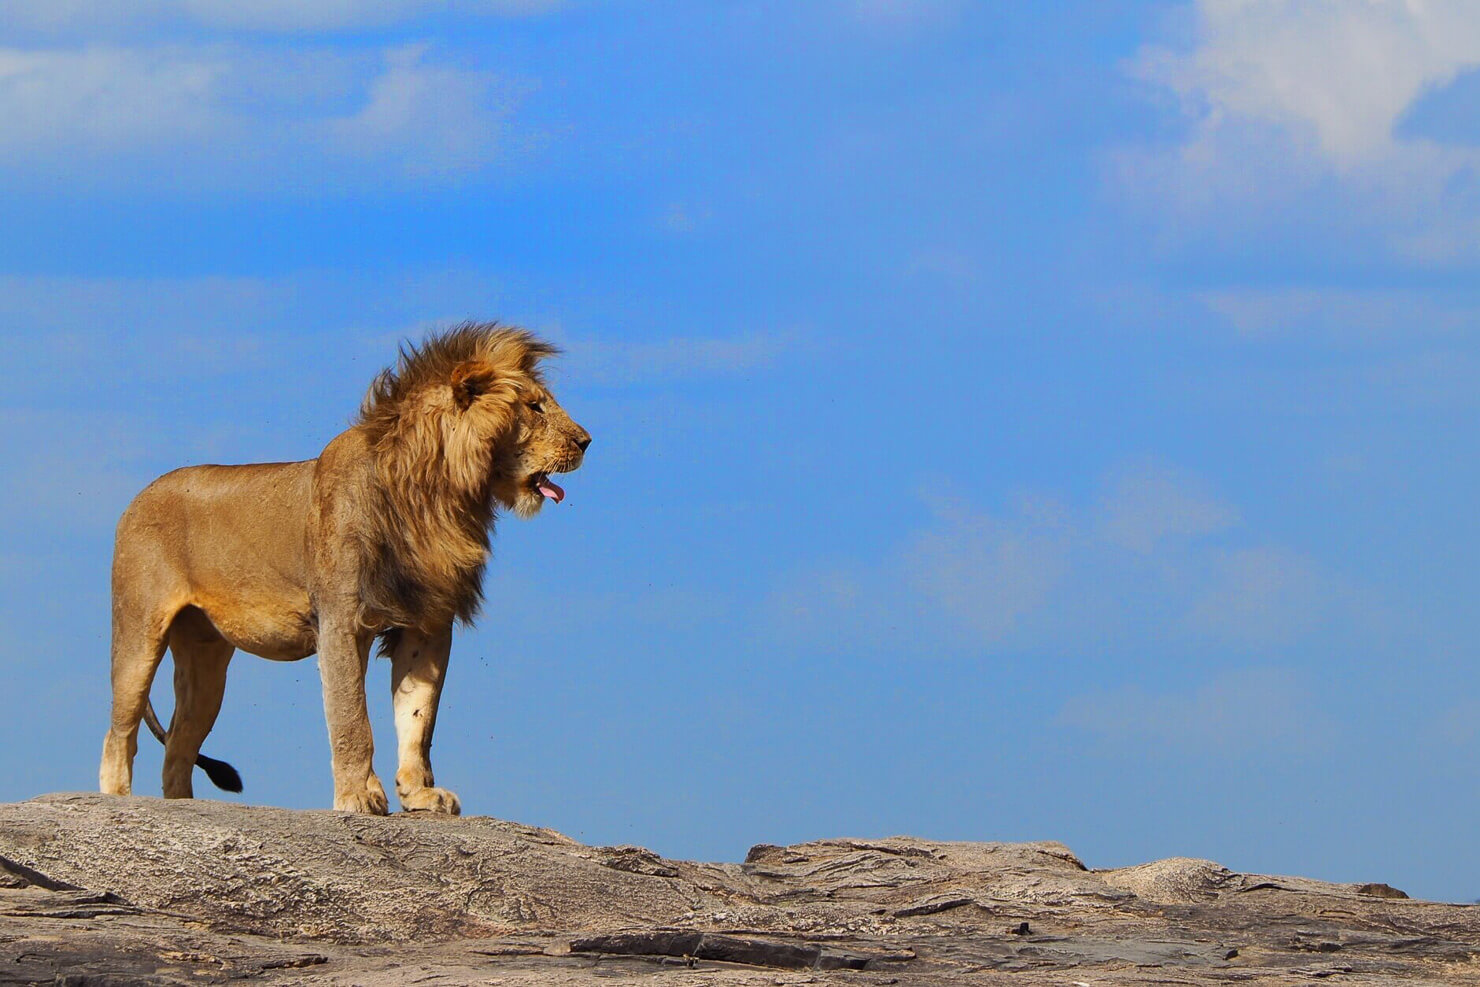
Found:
<box><xmin>1200</xmin><ymin>286</ymin><xmax>1480</xmax><ymax>343</ymax></box>
<box><xmin>1431</xmin><ymin>699</ymin><xmax>1480</xmax><ymax>747</ymax></box>
<box><xmin>851</xmin><ymin>0</ymin><xmax>964</xmax><ymax>31</ymax></box>
<box><xmin>4</xmin><ymin>0</ymin><xmax>558</xmax><ymax>34</ymax></box>
<box><xmin>0</xmin><ymin>410</ymin><xmax>150</xmax><ymax>531</ymax></box>
<box><xmin>658</xmin><ymin>202</ymin><xmax>712</xmax><ymax>235</ymax></box>
<box><xmin>902</xmin><ymin>495</ymin><xmax>1074</xmax><ymax>644</ymax></box>
<box><xmin>0</xmin><ymin>43</ymin><xmax>528</xmax><ymax>186</ymax></box>
<box><xmin>559</xmin><ymin>330</ymin><xmax>801</xmax><ymax>385</ymax></box>
<box><xmin>1095</xmin><ymin>463</ymin><xmax>1238</xmax><ymax>554</ymax></box>
<box><xmin>1056</xmin><ymin>667</ymin><xmax>1337</xmax><ymax>753</ymax></box>
<box><xmin>0</xmin><ymin>272</ymin><xmax>802</xmax><ymax>395</ymax></box>
<box><xmin>0</xmin><ymin>272</ymin><xmax>291</xmax><ymax>334</ymax></box>
<box><xmin>1184</xmin><ymin>546</ymin><xmax>1338</xmax><ymax>647</ymax></box>
<box><xmin>768</xmin><ymin>463</ymin><xmax>1369</xmax><ymax>658</ymax></box>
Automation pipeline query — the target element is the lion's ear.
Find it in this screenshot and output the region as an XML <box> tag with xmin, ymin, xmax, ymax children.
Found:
<box><xmin>450</xmin><ymin>361</ymin><xmax>498</xmax><ymax>410</ymax></box>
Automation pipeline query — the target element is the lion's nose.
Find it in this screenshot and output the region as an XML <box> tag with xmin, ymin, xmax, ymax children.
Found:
<box><xmin>577</xmin><ymin>434</ymin><xmax>592</xmax><ymax>452</ymax></box>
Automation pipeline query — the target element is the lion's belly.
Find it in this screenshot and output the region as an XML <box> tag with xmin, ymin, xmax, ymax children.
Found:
<box><xmin>196</xmin><ymin>595</ymin><xmax>317</xmax><ymax>662</ymax></box>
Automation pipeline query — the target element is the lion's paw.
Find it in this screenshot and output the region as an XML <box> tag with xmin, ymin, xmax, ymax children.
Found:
<box><xmin>335</xmin><ymin>788</ymin><xmax>390</xmax><ymax>815</ymax></box>
<box><xmin>400</xmin><ymin>786</ymin><xmax>462</xmax><ymax>815</ymax></box>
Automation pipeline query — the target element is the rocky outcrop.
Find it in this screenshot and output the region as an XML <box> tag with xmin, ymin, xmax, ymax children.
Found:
<box><xmin>0</xmin><ymin>793</ymin><xmax>1475</xmax><ymax>984</ymax></box>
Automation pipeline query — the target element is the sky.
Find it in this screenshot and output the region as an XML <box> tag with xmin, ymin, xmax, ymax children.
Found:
<box><xmin>2</xmin><ymin>0</ymin><xmax>1480</xmax><ymax>902</ymax></box>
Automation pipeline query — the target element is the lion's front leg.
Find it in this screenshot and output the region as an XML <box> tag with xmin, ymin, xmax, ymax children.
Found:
<box><xmin>318</xmin><ymin>618</ymin><xmax>389</xmax><ymax>815</ymax></box>
<box><xmin>389</xmin><ymin>625</ymin><xmax>460</xmax><ymax>815</ymax></box>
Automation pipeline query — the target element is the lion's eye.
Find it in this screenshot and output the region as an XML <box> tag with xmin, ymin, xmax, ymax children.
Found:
<box><xmin>528</xmin><ymin>400</ymin><xmax>545</xmax><ymax>413</ymax></box>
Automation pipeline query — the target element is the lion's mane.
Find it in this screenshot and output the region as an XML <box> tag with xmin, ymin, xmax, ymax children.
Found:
<box><xmin>351</xmin><ymin>322</ymin><xmax>559</xmax><ymax>631</ymax></box>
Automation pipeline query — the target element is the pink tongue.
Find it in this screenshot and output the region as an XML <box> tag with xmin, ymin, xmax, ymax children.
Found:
<box><xmin>537</xmin><ymin>478</ymin><xmax>565</xmax><ymax>503</ymax></box>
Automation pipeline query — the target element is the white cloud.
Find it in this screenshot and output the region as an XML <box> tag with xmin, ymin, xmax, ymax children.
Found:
<box><xmin>1138</xmin><ymin>0</ymin><xmax>1480</xmax><ymax>163</ymax></box>
<box><xmin>327</xmin><ymin>44</ymin><xmax>519</xmax><ymax>177</ymax></box>
<box><xmin>1122</xmin><ymin>1</ymin><xmax>1480</xmax><ymax>266</ymax></box>
<box><xmin>1055</xmin><ymin>667</ymin><xmax>1337</xmax><ymax>752</ymax></box>
<box><xmin>0</xmin><ymin>43</ymin><xmax>526</xmax><ymax>185</ymax></box>
<box><xmin>4</xmin><ymin>0</ymin><xmax>558</xmax><ymax>34</ymax></box>
<box><xmin>0</xmin><ymin>46</ymin><xmax>232</xmax><ymax>151</ymax></box>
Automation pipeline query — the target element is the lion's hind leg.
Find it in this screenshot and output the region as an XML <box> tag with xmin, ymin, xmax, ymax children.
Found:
<box><xmin>160</xmin><ymin>606</ymin><xmax>235</xmax><ymax>799</ymax></box>
<box><xmin>100</xmin><ymin>605</ymin><xmax>171</xmax><ymax>796</ymax></box>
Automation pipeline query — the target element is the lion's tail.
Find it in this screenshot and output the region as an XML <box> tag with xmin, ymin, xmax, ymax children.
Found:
<box><xmin>142</xmin><ymin>701</ymin><xmax>244</xmax><ymax>794</ymax></box>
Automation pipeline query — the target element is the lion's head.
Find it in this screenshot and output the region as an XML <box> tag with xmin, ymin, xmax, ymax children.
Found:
<box><xmin>353</xmin><ymin>322</ymin><xmax>590</xmax><ymax>627</ymax></box>
<box><xmin>484</xmin><ymin>380</ymin><xmax>591</xmax><ymax>519</ymax></box>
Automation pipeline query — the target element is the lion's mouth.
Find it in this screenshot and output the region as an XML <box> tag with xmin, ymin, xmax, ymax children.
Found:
<box><xmin>532</xmin><ymin>473</ymin><xmax>565</xmax><ymax>504</ymax></box>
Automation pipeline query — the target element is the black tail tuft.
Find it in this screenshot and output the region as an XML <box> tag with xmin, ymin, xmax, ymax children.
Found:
<box><xmin>145</xmin><ymin>699</ymin><xmax>243</xmax><ymax>793</ymax></box>
<box><xmin>197</xmin><ymin>754</ymin><xmax>244</xmax><ymax>793</ymax></box>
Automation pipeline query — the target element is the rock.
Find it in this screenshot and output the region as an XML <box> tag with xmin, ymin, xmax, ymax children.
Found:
<box><xmin>1357</xmin><ymin>882</ymin><xmax>1410</xmax><ymax>899</ymax></box>
<box><xmin>1099</xmin><ymin>856</ymin><xmax>1237</xmax><ymax>902</ymax></box>
<box><xmin>0</xmin><ymin>793</ymin><xmax>706</xmax><ymax>943</ymax></box>
<box><xmin>569</xmin><ymin>931</ymin><xmax>877</xmax><ymax>970</ymax></box>
<box><xmin>595</xmin><ymin>844</ymin><xmax>682</xmax><ymax>878</ymax></box>
<box><xmin>0</xmin><ymin>792</ymin><xmax>1476</xmax><ymax>985</ymax></box>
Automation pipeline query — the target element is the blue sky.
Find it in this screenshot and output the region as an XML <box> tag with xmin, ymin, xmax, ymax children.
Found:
<box><xmin>3</xmin><ymin>0</ymin><xmax>1480</xmax><ymax>901</ymax></box>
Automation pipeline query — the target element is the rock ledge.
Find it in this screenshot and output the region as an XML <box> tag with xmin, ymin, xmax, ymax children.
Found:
<box><xmin>0</xmin><ymin>793</ymin><xmax>1475</xmax><ymax>985</ymax></box>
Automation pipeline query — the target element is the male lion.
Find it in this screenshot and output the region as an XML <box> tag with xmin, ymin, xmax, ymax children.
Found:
<box><xmin>99</xmin><ymin>324</ymin><xmax>590</xmax><ymax>815</ymax></box>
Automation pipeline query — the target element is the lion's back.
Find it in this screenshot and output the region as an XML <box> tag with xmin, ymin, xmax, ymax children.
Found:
<box><xmin>115</xmin><ymin>460</ymin><xmax>318</xmax><ymax>608</ymax></box>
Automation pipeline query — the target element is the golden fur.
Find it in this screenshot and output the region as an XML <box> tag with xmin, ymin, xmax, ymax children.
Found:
<box><xmin>99</xmin><ymin>323</ymin><xmax>589</xmax><ymax>814</ymax></box>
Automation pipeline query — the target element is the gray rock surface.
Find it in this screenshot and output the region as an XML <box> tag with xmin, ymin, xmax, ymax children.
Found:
<box><xmin>0</xmin><ymin>792</ymin><xmax>1476</xmax><ymax>984</ymax></box>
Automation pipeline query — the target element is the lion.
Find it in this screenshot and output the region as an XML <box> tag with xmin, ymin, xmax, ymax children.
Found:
<box><xmin>98</xmin><ymin>323</ymin><xmax>589</xmax><ymax>814</ymax></box>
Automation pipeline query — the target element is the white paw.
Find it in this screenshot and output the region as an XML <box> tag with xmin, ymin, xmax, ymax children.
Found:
<box><xmin>399</xmin><ymin>786</ymin><xmax>462</xmax><ymax>815</ymax></box>
<box><xmin>334</xmin><ymin>788</ymin><xmax>391</xmax><ymax>815</ymax></box>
